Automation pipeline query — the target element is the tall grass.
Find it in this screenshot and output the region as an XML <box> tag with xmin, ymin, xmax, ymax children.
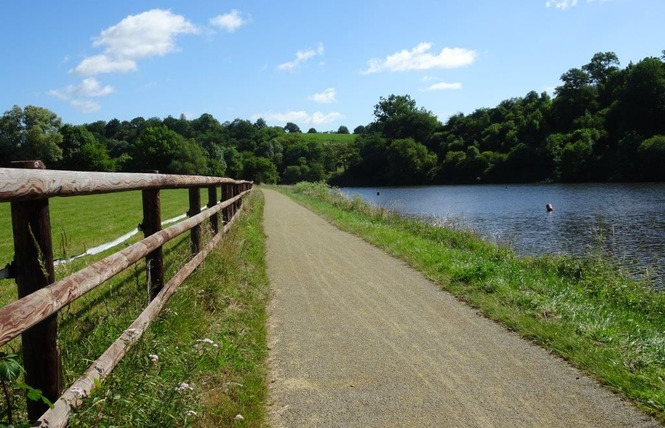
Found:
<box><xmin>1</xmin><ymin>190</ymin><xmax>268</xmax><ymax>427</ymax></box>
<box><xmin>281</xmin><ymin>181</ymin><xmax>665</xmax><ymax>422</ymax></box>
<box><xmin>68</xmin><ymin>190</ymin><xmax>269</xmax><ymax>427</ymax></box>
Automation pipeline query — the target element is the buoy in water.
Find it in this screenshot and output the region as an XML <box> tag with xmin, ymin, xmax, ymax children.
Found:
<box><xmin>546</xmin><ymin>203</ymin><xmax>554</xmax><ymax>212</ymax></box>
<box><xmin>377</xmin><ymin>191</ymin><xmax>380</xmax><ymax>196</ymax></box>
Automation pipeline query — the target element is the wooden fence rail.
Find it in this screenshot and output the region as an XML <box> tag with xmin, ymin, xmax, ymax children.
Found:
<box><xmin>0</xmin><ymin>162</ymin><xmax>253</xmax><ymax>426</ymax></box>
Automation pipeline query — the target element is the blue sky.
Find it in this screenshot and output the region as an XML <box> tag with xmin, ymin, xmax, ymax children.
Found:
<box><xmin>1</xmin><ymin>0</ymin><xmax>662</xmax><ymax>131</ymax></box>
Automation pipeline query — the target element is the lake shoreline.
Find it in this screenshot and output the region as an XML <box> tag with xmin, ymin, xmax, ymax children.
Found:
<box><xmin>342</xmin><ymin>182</ymin><xmax>665</xmax><ymax>289</ymax></box>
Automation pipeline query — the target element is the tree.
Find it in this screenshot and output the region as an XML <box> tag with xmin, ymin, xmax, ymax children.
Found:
<box><xmin>636</xmin><ymin>135</ymin><xmax>665</xmax><ymax>181</ymax></box>
<box><xmin>0</xmin><ymin>105</ymin><xmax>63</xmax><ymax>166</ymax></box>
<box><xmin>227</xmin><ymin>119</ymin><xmax>259</xmax><ymax>152</ymax></box>
<box><xmin>284</xmin><ymin>122</ymin><xmax>301</xmax><ymax>133</ymax></box>
<box><xmin>610</xmin><ymin>57</ymin><xmax>665</xmax><ymax>137</ymax></box>
<box><xmin>0</xmin><ymin>106</ymin><xmax>23</xmax><ymax>165</ymax></box>
<box><xmin>307</xmin><ymin>127</ymin><xmax>317</xmax><ymax>133</ymax></box>
<box><xmin>337</xmin><ymin>125</ymin><xmax>350</xmax><ymax>134</ymax></box>
<box><xmin>59</xmin><ymin>124</ymin><xmax>113</xmax><ymax>171</ymax></box>
<box><xmin>169</xmin><ymin>139</ymin><xmax>209</xmax><ymax>175</ymax></box>
<box><xmin>582</xmin><ymin>52</ymin><xmax>620</xmax><ymax>85</ymax></box>
<box><xmin>385</xmin><ymin>138</ymin><xmax>436</xmax><ymax>184</ymax></box>
<box><xmin>372</xmin><ymin>94</ymin><xmax>439</xmax><ymax>144</ymax></box>
<box><xmin>242</xmin><ymin>155</ymin><xmax>278</xmax><ymax>183</ymax></box>
<box><xmin>353</xmin><ymin>125</ymin><xmax>366</xmax><ymax>135</ymax></box>
<box><xmin>551</xmin><ymin>68</ymin><xmax>598</xmax><ymax>131</ymax></box>
<box><xmin>254</xmin><ymin>117</ymin><xmax>267</xmax><ymax>130</ymax></box>
<box><xmin>130</xmin><ymin>125</ymin><xmax>183</xmax><ymax>172</ymax></box>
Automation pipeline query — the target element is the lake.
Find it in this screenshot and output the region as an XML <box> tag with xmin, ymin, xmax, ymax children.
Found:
<box><xmin>341</xmin><ymin>183</ymin><xmax>665</xmax><ymax>289</ymax></box>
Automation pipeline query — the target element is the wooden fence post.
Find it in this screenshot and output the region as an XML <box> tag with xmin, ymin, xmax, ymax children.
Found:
<box><xmin>234</xmin><ymin>184</ymin><xmax>241</xmax><ymax>214</ymax></box>
<box><xmin>142</xmin><ymin>188</ymin><xmax>164</xmax><ymax>300</ymax></box>
<box><xmin>207</xmin><ymin>185</ymin><xmax>219</xmax><ymax>235</ymax></box>
<box><xmin>9</xmin><ymin>160</ymin><xmax>62</xmax><ymax>420</ymax></box>
<box><xmin>230</xmin><ymin>184</ymin><xmax>237</xmax><ymax>219</ymax></box>
<box><xmin>188</xmin><ymin>187</ymin><xmax>201</xmax><ymax>255</ymax></box>
<box><xmin>221</xmin><ymin>184</ymin><xmax>231</xmax><ymax>224</ymax></box>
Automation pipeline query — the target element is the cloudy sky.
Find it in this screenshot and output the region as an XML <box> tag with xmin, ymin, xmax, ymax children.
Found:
<box><xmin>1</xmin><ymin>0</ymin><xmax>662</xmax><ymax>130</ymax></box>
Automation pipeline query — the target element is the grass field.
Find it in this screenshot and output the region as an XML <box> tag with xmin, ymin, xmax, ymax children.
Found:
<box><xmin>0</xmin><ymin>189</ymin><xmax>269</xmax><ymax>427</ymax></box>
<box><xmin>1</xmin><ymin>189</ymin><xmax>191</xmax><ymax>307</ymax></box>
<box><xmin>279</xmin><ymin>182</ymin><xmax>665</xmax><ymax>422</ymax></box>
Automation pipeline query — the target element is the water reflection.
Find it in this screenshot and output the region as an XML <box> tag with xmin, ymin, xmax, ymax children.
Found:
<box><xmin>342</xmin><ymin>183</ymin><xmax>665</xmax><ymax>289</ymax></box>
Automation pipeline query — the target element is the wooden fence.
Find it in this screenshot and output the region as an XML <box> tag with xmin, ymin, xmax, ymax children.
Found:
<box><xmin>0</xmin><ymin>161</ymin><xmax>253</xmax><ymax>426</ymax></box>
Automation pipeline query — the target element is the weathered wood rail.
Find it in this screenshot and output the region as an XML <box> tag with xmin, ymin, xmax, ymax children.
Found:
<box><xmin>0</xmin><ymin>161</ymin><xmax>253</xmax><ymax>426</ymax></box>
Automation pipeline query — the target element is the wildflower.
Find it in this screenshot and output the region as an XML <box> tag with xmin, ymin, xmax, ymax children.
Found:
<box><xmin>186</xmin><ymin>410</ymin><xmax>197</xmax><ymax>416</ymax></box>
<box><xmin>175</xmin><ymin>382</ymin><xmax>194</xmax><ymax>392</ymax></box>
<box><xmin>148</xmin><ymin>354</ymin><xmax>159</xmax><ymax>362</ymax></box>
<box><xmin>196</xmin><ymin>338</ymin><xmax>216</xmax><ymax>345</ymax></box>
<box><xmin>235</xmin><ymin>414</ymin><xmax>244</xmax><ymax>420</ymax></box>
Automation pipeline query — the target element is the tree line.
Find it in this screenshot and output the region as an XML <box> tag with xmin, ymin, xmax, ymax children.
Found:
<box><xmin>335</xmin><ymin>51</ymin><xmax>665</xmax><ymax>185</ymax></box>
<box><xmin>0</xmin><ymin>106</ymin><xmax>355</xmax><ymax>184</ymax></box>
<box><xmin>1</xmin><ymin>51</ymin><xmax>664</xmax><ymax>184</ymax></box>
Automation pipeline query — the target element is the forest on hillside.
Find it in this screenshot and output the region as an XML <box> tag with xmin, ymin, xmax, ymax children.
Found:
<box><xmin>1</xmin><ymin>51</ymin><xmax>664</xmax><ymax>184</ymax></box>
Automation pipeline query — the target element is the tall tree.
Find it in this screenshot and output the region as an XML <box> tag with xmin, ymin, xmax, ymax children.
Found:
<box><xmin>372</xmin><ymin>94</ymin><xmax>439</xmax><ymax>145</ymax></box>
<box><xmin>284</xmin><ymin>122</ymin><xmax>301</xmax><ymax>133</ymax></box>
<box><xmin>0</xmin><ymin>105</ymin><xmax>63</xmax><ymax>166</ymax></box>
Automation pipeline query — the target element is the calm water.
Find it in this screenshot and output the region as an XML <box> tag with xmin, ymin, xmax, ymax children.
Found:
<box><xmin>342</xmin><ymin>183</ymin><xmax>665</xmax><ymax>288</ymax></box>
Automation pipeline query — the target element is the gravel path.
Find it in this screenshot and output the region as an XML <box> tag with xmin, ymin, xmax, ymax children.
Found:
<box><xmin>262</xmin><ymin>189</ymin><xmax>659</xmax><ymax>428</ymax></box>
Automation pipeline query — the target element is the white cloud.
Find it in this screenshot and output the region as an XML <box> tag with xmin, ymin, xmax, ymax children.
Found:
<box><xmin>309</xmin><ymin>88</ymin><xmax>336</xmax><ymax>104</ymax></box>
<box><xmin>425</xmin><ymin>81</ymin><xmax>463</xmax><ymax>91</ymax></box>
<box><xmin>546</xmin><ymin>0</ymin><xmax>617</xmax><ymax>9</ymax></box>
<box><xmin>72</xmin><ymin>9</ymin><xmax>199</xmax><ymax>76</ymax></box>
<box><xmin>70</xmin><ymin>99</ymin><xmax>102</xmax><ymax>113</ymax></box>
<box><xmin>48</xmin><ymin>77</ymin><xmax>114</xmax><ymax>112</ymax></box>
<box><xmin>252</xmin><ymin>110</ymin><xmax>343</xmax><ymax>126</ymax></box>
<box><xmin>50</xmin><ymin>77</ymin><xmax>114</xmax><ymax>99</ymax></box>
<box><xmin>277</xmin><ymin>43</ymin><xmax>325</xmax><ymax>72</ymax></box>
<box><xmin>545</xmin><ymin>0</ymin><xmax>578</xmax><ymax>9</ymax></box>
<box><xmin>362</xmin><ymin>43</ymin><xmax>477</xmax><ymax>74</ymax></box>
<box><xmin>73</xmin><ymin>55</ymin><xmax>137</xmax><ymax>75</ymax></box>
<box><xmin>210</xmin><ymin>10</ymin><xmax>247</xmax><ymax>32</ymax></box>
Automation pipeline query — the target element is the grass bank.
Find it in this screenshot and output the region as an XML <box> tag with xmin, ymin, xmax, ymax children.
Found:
<box><xmin>277</xmin><ymin>182</ymin><xmax>665</xmax><ymax>422</ymax></box>
<box><xmin>1</xmin><ymin>190</ymin><xmax>269</xmax><ymax>427</ymax></box>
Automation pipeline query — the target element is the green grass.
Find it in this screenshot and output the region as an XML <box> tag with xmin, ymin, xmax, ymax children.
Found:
<box><xmin>0</xmin><ymin>189</ymin><xmax>191</xmax><ymax>307</ymax></box>
<box><xmin>68</xmin><ymin>190</ymin><xmax>269</xmax><ymax>427</ymax></box>
<box><xmin>1</xmin><ymin>190</ymin><xmax>269</xmax><ymax>427</ymax></box>
<box><xmin>277</xmin><ymin>182</ymin><xmax>665</xmax><ymax>422</ymax></box>
<box><xmin>0</xmin><ymin>189</ymin><xmax>189</xmax><ymax>264</ymax></box>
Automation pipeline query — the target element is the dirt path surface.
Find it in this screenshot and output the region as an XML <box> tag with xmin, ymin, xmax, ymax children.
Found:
<box><xmin>262</xmin><ymin>189</ymin><xmax>659</xmax><ymax>428</ymax></box>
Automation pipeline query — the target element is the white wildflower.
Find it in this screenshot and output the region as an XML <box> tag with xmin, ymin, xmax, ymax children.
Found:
<box><xmin>174</xmin><ymin>382</ymin><xmax>194</xmax><ymax>392</ymax></box>
<box><xmin>196</xmin><ymin>338</ymin><xmax>216</xmax><ymax>345</ymax></box>
<box><xmin>148</xmin><ymin>354</ymin><xmax>159</xmax><ymax>362</ymax></box>
<box><xmin>186</xmin><ymin>410</ymin><xmax>197</xmax><ymax>416</ymax></box>
<box><xmin>234</xmin><ymin>414</ymin><xmax>244</xmax><ymax>420</ymax></box>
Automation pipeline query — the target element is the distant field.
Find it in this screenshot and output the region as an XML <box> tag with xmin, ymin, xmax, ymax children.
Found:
<box><xmin>0</xmin><ymin>189</ymin><xmax>190</xmax><ymax>264</ymax></box>
<box><xmin>0</xmin><ymin>189</ymin><xmax>191</xmax><ymax>309</ymax></box>
<box><xmin>300</xmin><ymin>132</ymin><xmax>356</xmax><ymax>144</ymax></box>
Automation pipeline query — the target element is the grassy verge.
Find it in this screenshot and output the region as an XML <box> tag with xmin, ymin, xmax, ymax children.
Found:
<box><xmin>1</xmin><ymin>190</ymin><xmax>269</xmax><ymax>427</ymax></box>
<box><xmin>276</xmin><ymin>182</ymin><xmax>665</xmax><ymax>422</ymax></box>
<box><xmin>67</xmin><ymin>190</ymin><xmax>269</xmax><ymax>427</ymax></box>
